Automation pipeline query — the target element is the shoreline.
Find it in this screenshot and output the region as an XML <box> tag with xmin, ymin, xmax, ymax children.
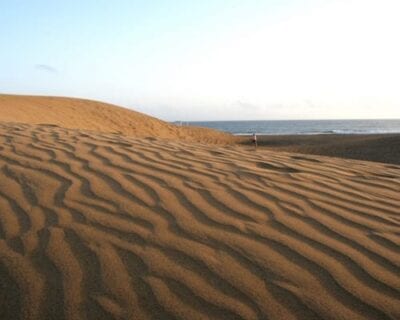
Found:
<box><xmin>233</xmin><ymin>132</ymin><xmax>400</xmax><ymax>136</ymax></box>
<box><xmin>238</xmin><ymin>133</ymin><xmax>400</xmax><ymax>165</ymax></box>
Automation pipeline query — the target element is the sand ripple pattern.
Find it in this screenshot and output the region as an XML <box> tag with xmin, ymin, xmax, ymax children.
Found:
<box><xmin>0</xmin><ymin>122</ymin><xmax>399</xmax><ymax>320</ymax></box>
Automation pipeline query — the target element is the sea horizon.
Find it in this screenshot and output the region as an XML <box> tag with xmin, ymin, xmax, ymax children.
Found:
<box><xmin>185</xmin><ymin>119</ymin><xmax>400</xmax><ymax>135</ymax></box>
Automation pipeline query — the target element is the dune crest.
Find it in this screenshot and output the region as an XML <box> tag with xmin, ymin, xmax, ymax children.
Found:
<box><xmin>0</xmin><ymin>121</ymin><xmax>399</xmax><ymax>320</ymax></box>
<box><xmin>0</xmin><ymin>94</ymin><xmax>234</xmax><ymax>143</ymax></box>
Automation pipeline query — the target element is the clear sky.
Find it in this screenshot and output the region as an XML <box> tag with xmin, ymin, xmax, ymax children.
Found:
<box><xmin>1</xmin><ymin>0</ymin><xmax>399</xmax><ymax>121</ymax></box>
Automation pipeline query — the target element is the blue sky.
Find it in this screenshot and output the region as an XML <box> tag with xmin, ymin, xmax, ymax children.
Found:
<box><xmin>1</xmin><ymin>0</ymin><xmax>399</xmax><ymax>120</ymax></box>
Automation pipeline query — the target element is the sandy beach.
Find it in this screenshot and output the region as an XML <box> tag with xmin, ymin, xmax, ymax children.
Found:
<box><xmin>0</xmin><ymin>96</ymin><xmax>399</xmax><ymax>320</ymax></box>
<box><xmin>239</xmin><ymin>134</ymin><xmax>400</xmax><ymax>165</ymax></box>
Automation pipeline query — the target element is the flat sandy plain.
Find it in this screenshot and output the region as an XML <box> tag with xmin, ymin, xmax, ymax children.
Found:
<box><xmin>0</xmin><ymin>95</ymin><xmax>399</xmax><ymax>320</ymax></box>
<box><xmin>245</xmin><ymin>134</ymin><xmax>400</xmax><ymax>165</ymax></box>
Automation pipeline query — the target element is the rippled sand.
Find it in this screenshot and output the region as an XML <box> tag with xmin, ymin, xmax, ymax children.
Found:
<box><xmin>0</xmin><ymin>122</ymin><xmax>399</xmax><ymax>320</ymax></box>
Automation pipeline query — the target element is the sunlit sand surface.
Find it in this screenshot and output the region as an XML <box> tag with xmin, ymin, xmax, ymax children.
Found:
<box><xmin>0</xmin><ymin>95</ymin><xmax>399</xmax><ymax>320</ymax></box>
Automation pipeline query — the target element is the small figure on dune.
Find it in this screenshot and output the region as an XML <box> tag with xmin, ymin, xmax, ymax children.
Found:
<box><xmin>252</xmin><ymin>133</ymin><xmax>257</xmax><ymax>149</ymax></box>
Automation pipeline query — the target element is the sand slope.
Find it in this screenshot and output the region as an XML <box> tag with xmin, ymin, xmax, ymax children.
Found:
<box><xmin>0</xmin><ymin>122</ymin><xmax>399</xmax><ymax>320</ymax></box>
<box><xmin>0</xmin><ymin>94</ymin><xmax>234</xmax><ymax>143</ymax></box>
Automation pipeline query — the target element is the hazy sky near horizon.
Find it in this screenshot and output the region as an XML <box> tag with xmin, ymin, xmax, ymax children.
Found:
<box><xmin>1</xmin><ymin>0</ymin><xmax>399</xmax><ymax>121</ymax></box>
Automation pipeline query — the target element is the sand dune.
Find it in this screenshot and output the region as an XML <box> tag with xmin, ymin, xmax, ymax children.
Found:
<box><xmin>0</xmin><ymin>94</ymin><xmax>234</xmax><ymax>144</ymax></box>
<box><xmin>0</xmin><ymin>121</ymin><xmax>399</xmax><ymax>320</ymax></box>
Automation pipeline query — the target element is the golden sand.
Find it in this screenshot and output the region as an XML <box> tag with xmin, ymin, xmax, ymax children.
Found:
<box><xmin>0</xmin><ymin>94</ymin><xmax>234</xmax><ymax>144</ymax></box>
<box><xmin>0</xmin><ymin>95</ymin><xmax>399</xmax><ymax>319</ymax></box>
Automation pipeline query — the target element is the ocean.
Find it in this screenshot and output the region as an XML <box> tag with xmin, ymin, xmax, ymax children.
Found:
<box><xmin>187</xmin><ymin>119</ymin><xmax>400</xmax><ymax>135</ymax></box>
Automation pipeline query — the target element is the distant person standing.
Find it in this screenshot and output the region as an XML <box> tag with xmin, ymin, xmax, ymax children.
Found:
<box><xmin>252</xmin><ymin>133</ymin><xmax>258</xmax><ymax>149</ymax></box>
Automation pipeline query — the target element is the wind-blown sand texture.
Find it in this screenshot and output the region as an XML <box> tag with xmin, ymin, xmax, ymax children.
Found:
<box><xmin>0</xmin><ymin>94</ymin><xmax>234</xmax><ymax>144</ymax></box>
<box><xmin>0</xmin><ymin>121</ymin><xmax>399</xmax><ymax>320</ymax></box>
